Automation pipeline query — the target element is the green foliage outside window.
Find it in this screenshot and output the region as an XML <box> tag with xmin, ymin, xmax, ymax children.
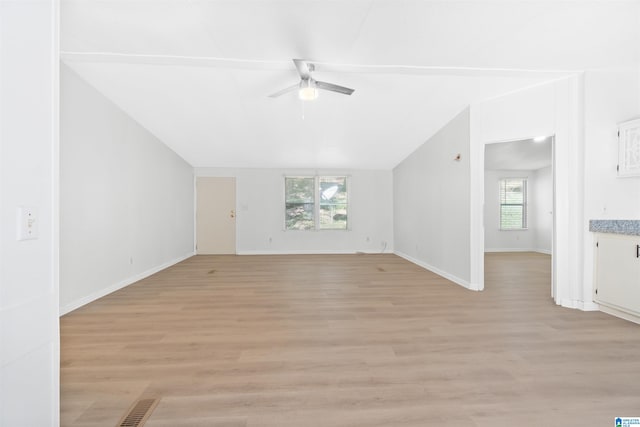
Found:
<box><xmin>285</xmin><ymin>176</ymin><xmax>348</xmax><ymax>230</ymax></box>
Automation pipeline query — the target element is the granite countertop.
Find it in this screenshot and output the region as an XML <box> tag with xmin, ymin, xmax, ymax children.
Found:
<box><xmin>589</xmin><ymin>220</ymin><xmax>640</xmax><ymax>236</ymax></box>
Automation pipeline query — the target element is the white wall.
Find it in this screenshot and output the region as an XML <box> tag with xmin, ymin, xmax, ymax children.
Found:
<box><xmin>470</xmin><ymin>69</ymin><xmax>639</xmax><ymax>311</ymax></box>
<box><xmin>584</xmin><ymin>68</ymin><xmax>640</xmax><ymax>219</ymax></box>
<box><xmin>533</xmin><ymin>166</ymin><xmax>553</xmax><ymax>253</ymax></box>
<box><xmin>0</xmin><ymin>1</ymin><xmax>59</xmax><ymax>426</ymax></box>
<box><xmin>195</xmin><ymin>168</ymin><xmax>393</xmax><ymax>254</ymax></box>
<box><xmin>60</xmin><ymin>65</ymin><xmax>195</xmax><ymax>314</ymax></box>
<box><xmin>484</xmin><ymin>168</ymin><xmax>552</xmax><ymax>253</ymax></box>
<box><xmin>393</xmin><ymin>108</ymin><xmax>472</xmax><ymax>288</ymax></box>
<box><xmin>472</xmin><ymin>77</ymin><xmax>583</xmax><ymax>306</ymax></box>
<box><xmin>582</xmin><ymin>66</ymin><xmax>640</xmax><ymax>306</ymax></box>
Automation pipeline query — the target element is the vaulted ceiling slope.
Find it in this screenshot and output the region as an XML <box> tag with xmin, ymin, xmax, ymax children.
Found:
<box><xmin>61</xmin><ymin>1</ymin><xmax>640</xmax><ymax>169</ymax></box>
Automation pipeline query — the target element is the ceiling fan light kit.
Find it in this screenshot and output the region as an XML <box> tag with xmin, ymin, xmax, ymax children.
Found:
<box><xmin>298</xmin><ymin>79</ymin><xmax>319</xmax><ymax>101</ymax></box>
<box><xmin>270</xmin><ymin>59</ymin><xmax>354</xmax><ymax>101</ymax></box>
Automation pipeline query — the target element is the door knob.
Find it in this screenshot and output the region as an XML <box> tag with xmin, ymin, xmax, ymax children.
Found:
<box><xmin>230</xmin><ymin>210</ymin><xmax>236</xmax><ymax>219</ymax></box>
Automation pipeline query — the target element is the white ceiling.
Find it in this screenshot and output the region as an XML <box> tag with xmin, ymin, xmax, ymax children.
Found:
<box><xmin>60</xmin><ymin>0</ymin><xmax>639</xmax><ymax>169</ymax></box>
<box><xmin>485</xmin><ymin>138</ymin><xmax>552</xmax><ymax>171</ymax></box>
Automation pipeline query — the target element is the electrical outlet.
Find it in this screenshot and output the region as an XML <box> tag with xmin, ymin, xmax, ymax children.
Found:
<box><xmin>17</xmin><ymin>206</ymin><xmax>38</xmax><ymax>241</ymax></box>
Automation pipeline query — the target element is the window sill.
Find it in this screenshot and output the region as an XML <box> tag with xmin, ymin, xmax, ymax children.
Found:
<box><xmin>284</xmin><ymin>229</ymin><xmax>351</xmax><ymax>232</ymax></box>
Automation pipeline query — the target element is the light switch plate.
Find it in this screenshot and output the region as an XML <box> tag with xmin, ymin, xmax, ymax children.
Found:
<box><xmin>17</xmin><ymin>206</ymin><xmax>38</xmax><ymax>240</ymax></box>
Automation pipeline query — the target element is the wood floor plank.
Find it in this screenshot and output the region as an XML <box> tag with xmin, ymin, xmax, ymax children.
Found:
<box><xmin>61</xmin><ymin>253</ymin><xmax>640</xmax><ymax>426</ymax></box>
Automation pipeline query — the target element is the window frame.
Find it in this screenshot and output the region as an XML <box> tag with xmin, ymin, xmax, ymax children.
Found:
<box><xmin>284</xmin><ymin>176</ymin><xmax>316</xmax><ymax>231</ymax></box>
<box><xmin>284</xmin><ymin>175</ymin><xmax>350</xmax><ymax>231</ymax></box>
<box><xmin>499</xmin><ymin>177</ymin><xmax>528</xmax><ymax>231</ymax></box>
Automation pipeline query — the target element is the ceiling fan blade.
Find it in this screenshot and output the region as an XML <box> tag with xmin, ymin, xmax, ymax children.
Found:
<box><xmin>315</xmin><ymin>80</ymin><xmax>355</xmax><ymax>96</ymax></box>
<box><xmin>293</xmin><ymin>59</ymin><xmax>311</xmax><ymax>80</ymax></box>
<box><xmin>268</xmin><ymin>83</ymin><xmax>299</xmax><ymax>98</ymax></box>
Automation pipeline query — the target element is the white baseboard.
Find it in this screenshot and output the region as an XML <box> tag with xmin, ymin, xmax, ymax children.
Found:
<box><xmin>559</xmin><ymin>299</ymin><xmax>600</xmax><ymax>312</ymax></box>
<box><xmin>485</xmin><ymin>248</ymin><xmax>552</xmax><ymax>254</ymax></box>
<box><xmin>60</xmin><ymin>251</ymin><xmax>195</xmax><ymax>316</ymax></box>
<box><xmin>236</xmin><ymin>249</ymin><xmax>391</xmax><ymax>255</ymax></box>
<box><xmin>598</xmin><ymin>304</ymin><xmax>640</xmax><ymax>325</ymax></box>
<box><xmin>394</xmin><ymin>251</ymin><xmax>476</xmax><ymax>291</ymax></box>
<box><xmin>581</xmin><ymin>301</ymin><xmax>600</xmax><ymax>311</ymax></box>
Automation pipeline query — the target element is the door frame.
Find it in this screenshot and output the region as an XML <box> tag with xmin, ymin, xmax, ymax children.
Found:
<box><xmin>482</xmin><ymin>137</ymin><xmax>556</xmax><ymax>297</ymax></box>
<box><xmin>469</xmin><ymin>75</ymin><xmax>589</xmax><ymax>310</ymax></box>
<box><xmin>194</xmin><ymin>175</ymin><xmax>237</xmax><ymax>254</ymax></box>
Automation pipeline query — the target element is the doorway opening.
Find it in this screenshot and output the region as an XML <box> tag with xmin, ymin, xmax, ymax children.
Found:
<box><xmin>483</xmin><ymin>136</ymin><xmax>555</xmax><ymax>298</ymax></box>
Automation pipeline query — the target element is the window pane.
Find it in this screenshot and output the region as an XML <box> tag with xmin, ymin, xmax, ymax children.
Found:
<box><xmin>499</xmin><ymin>178</ymin><xmax>527</xmax><ymax>229</ymax></box>
<box><xmin>500</xmin><ymin>205</ymin><xmax>524</xmax><ymax>229</ymax></box>
<box><xmin>286</xmin><ymin>202</ymin><xmax>315</xmax><ymax>230</ymax></box>
<box><xmin>285</xmin><ymin>177</ymin><xmax>315</xmax><ymax>230</ymax></box>
<box><xmin>285</xmin><ymin>177</ymin><xmax>314</xmax><ymax>203</ymax></box>
<box><xmin>500</xmin><ymin>180</ymin><xmax>524</xmax><ymax>204</ymax></box>
<box><xmin>319</xmin><ymin>176</ymin><xmax>348</xmax><ymax>230</ymax></box>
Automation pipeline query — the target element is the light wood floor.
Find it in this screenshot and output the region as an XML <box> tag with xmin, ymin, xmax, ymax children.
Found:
<box><xmin>61</xmin><ymin>253</ymin><xmax>640</xmax><ymax>427</ymax></box>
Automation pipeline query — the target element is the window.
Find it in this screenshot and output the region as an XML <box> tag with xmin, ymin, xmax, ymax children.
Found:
<box><xmin>499</xmin><ymin>178</ymin><xmax>527</xmax><ymax>230</ymax></box>
<box><xmin>285</xmin><ymin>177</ymin><xmax>315</xmax><ymax>230</ymax></box>
<box><xmin>285</xmin><ymin>176</ymin><xmax>348</xmax><ymax>230</ymax></box>
<box><xmin>319</xmin><ymin>176</ymin><xmax>348</xmax><ymax>230</ymax></box>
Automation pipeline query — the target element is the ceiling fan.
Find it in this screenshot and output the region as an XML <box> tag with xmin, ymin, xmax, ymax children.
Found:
<box><xmin>269</xmin><ymin>59</ymin><xmax>355</xmax><ymax>101</ymax></box>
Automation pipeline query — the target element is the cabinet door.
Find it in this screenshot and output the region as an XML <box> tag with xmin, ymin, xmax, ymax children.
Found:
<box><xmin>618</xmin><ymin>118</ymin><xmax>640</xmax><ymax>177</ymax></box>
<box><xmin>595</xmin><ymin>233</ymin><xmax>640</xmax><ymax>315</ymax></box>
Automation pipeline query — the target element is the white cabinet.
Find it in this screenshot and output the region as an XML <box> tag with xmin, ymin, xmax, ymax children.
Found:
<box><xmin>618</xmin><ymin>119</ymin><xmax>640</xmax><ymax>177</ymax></box>
<box><xmin>594</xmin><ymin>233</ymin><xmax>640</xmax><ymax>320</ymax></box>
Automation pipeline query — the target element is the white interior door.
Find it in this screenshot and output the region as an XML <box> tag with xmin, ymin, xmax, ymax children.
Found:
<box><xmin>196</xmin><ymin>177</ymin><xmax>236</xmax><ymax>254</ymax></box>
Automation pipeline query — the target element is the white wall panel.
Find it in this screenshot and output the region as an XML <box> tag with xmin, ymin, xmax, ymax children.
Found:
<box><xmin>195</xmin><ymin>168</ymin><xmax>394</xmax><ymax>254</ymax></box>
<box><xmin>393</xmin><ymin>108</ymin><xmax>471</xmax><ymax>288</ymax></box>
<box><xmin>59</xmin><ymin>65</ymin><xmax>195</xmax><ymax>314</ymax></box>
<box><xmin>0</xmin><ymin>1</ymin><xmax>59</xmax><ymax>425</ymax></box>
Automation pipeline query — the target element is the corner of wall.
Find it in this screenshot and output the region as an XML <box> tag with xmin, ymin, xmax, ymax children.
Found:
<box><xmin>394</xmin><ymin>251</ymin><xmax>475</xmax><ymax>291</ymax></box>
<box><xmin>393</xmin><ymin>108</ymin><xmax>473</xmax><ymax>286</ymax></box>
